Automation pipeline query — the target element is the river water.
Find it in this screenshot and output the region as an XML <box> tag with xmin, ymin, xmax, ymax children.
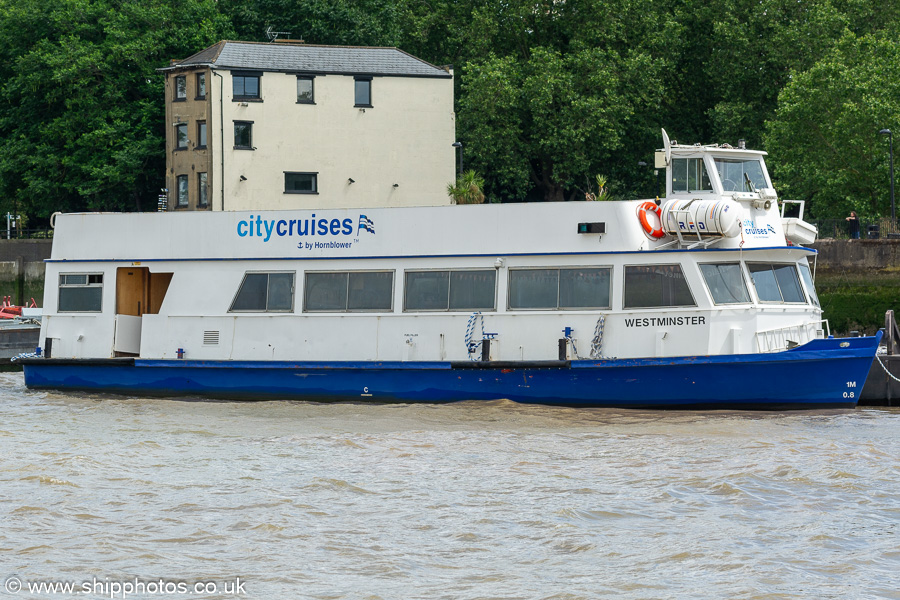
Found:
<box><xmin>1</xmin><ymin>371</ymin><xmax>898</xmax><ymax>600</ymax></box>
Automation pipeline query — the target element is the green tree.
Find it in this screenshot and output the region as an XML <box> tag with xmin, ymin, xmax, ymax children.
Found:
<box><xmin>218</xmin><ymin>0</ymin><xmax>404</xmax><ymax>46</ymax></box>
<box><xmin>454</xmin><ymin>0</ymin><xmax>675</xmax><ymax>202</ymax></box>
<box><xmin>764</xmin><ymin>33</ymin><xmax>900</xmax><ymax>218</ymax></box>
<box><xmin>0</xmin><ymin>0</ymin><xmax>233</xmax><ymax>221</ymax></box>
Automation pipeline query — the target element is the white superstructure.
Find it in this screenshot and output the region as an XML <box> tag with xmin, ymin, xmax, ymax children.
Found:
<box><xmin>39</xmin><ymin>133</ymin><xmax>824</xmax><ymax>365</ymax></box>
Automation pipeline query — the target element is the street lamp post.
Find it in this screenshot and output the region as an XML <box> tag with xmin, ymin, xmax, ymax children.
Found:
<box><xmin>451</xmin><ymin>142</ymin><xmax>463</xmax><ymax>179</ymax></box>
<box><xmin>880</xmin><ymin>129</ymin><xmax>896</xmax><ymax>223</ymax></box>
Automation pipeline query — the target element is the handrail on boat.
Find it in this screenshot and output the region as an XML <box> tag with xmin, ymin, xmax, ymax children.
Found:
<box><xmin>755</xmin><ymin>320</ymin><xmax>830</xmax><ymax>353</ymax></box>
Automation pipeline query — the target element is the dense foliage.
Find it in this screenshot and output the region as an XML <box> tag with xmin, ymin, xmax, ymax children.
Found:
<box><xmin>0</xmin><ymin>0</ymin><xmax>898</xmax><ymax>222</ymax></box>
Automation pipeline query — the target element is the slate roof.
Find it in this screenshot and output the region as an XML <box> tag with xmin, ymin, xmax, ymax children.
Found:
<box><xmin>166</xmin><ymin>41</ymin><xmax>451</xmax><ymax>78</ymax></box>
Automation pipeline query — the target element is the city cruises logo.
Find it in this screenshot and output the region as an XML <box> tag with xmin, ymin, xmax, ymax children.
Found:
<box><xmin>236</xmin><ymin>213</ymin><xmax>375</xmax><ymax>250</ymax></box>
<box><xmin>742</xmin><ymin>218</ymin><xmax>776</xmax><ymax>238</ymax></box>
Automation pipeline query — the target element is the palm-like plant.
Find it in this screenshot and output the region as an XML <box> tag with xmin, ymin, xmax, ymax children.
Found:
<box><xmin>447</xmin><ymin>170</ymin><xmax>486</xmax><ymax>204</ymax></box>
<box><xmin>585</xmin><ymin>175</ymin><xmax>610</xmax><ymax>201</ymax></box>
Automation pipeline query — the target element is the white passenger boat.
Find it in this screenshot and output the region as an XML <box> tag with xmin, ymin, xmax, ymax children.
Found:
<box><xmin>21</xmin><ymin>133</ymin><xmax>880</xmax><ymax>408</ymax></box>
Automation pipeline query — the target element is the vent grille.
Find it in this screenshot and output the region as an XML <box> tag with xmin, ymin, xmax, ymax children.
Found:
<box><xmin>203</xmin><ymin>331</ymin><xmax>220</xmax><ymax>345</ymax></box>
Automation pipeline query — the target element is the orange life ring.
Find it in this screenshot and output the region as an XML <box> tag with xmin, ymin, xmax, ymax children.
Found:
<box><xmin>637</xmin><ymin>201</ymin><xmax>665</xmax><ymax>239</ymax></box>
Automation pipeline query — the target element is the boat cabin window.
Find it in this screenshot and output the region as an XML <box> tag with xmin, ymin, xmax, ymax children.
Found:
<box><xmin>58</xmin><ymin>273</ymin><xmax>103</xmax><ymax>312</ymax></box>
<box><xmin>230</xmin><ymin>272</ymin><xmax>295</xmax><ymax>312</ymax></box>
<box><xmin>508</xmin><ymin>267</ymin><xmax>611</xmax><ymax>310</ymax></box>
<box><xmin>405</xmin><ymin>269</ymin><xmax>496</xmax><ymax>311</ymax></box>
<box><xmin>699</xmin><ymin>263</ymin><xmax>751</xmax><ymax>304</ymax></box>
<box><xmin>747</xmin><ymin>263</ymin><xmax>806</xmax><ymax>303</ymax></box>
<box><xmin>797</xmin><ymin>262</ymin><xmax>820</xmax><ymax>307</ymax></box>
<box><xmin>671</xmin><ymin>158</ymin><xmax>713</xmax><ymax>193</ymax></box>
<box><xmin>623</xmin><ymin>265</ymin><xmax>696</xmax><ymax>309</ymax></box>
<box><xmin>304</xmin><ymin>271</ymin><xmax>394</xmax><ymax>312</ymax></box>
<box><xmin>714</xmin><ymin>158</ymin><xmax>767</xmax><ymax>192</ymax></box>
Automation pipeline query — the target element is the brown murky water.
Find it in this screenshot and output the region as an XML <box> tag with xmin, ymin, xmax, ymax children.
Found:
<box><xmin>1</xmin><ymin>372</ymin><xmax>898</xmax><ymax>599</ymax></box>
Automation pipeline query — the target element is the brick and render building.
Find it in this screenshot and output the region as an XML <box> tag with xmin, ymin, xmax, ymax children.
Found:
<box><xmin>161</xmin><ymin>41</ymin><xmax>456</xmax><ymax>211</ymax></box>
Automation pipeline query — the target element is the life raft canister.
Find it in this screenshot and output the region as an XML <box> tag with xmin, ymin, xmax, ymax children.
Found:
<box><xmin>637</xmin><ymin>201</ymin><xmax>666</xmax><ymax>239</ymax></box>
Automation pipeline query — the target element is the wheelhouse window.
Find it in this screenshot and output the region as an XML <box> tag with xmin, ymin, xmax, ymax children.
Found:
<box><xmin>197</xmin><ymin>121</ymin><xmax>207</xmax><ymax>148</ymax></box>
<box><xmin>297</xmin><ymin>76</ymin><xmax>314</xmax><ymax>103</ymax></box>
<box><xmin>234</xmin><ymin>121</ymin><xmax>252</xmax><ymax>149</ymax></box>
<box><xmin>174</xmin><ymin>75</ymin><xmax>186</xmax><ymax>101</ymax></box>
<box><xmin>175</xmin><ymin>123</ymin><xmax>188</xmax><ymax>150</ymax></box>
<box><xmin>797</xmin><ymin>262</ymin><xmax>820</xmax><ymax>307</ymax></box>
<box><xmin>198</xmin><ymin>172</ymin><xmax>208</xmax><ymax>207</ymax></box>
<box><xmin>232</xmin><ymin>72</ymin><xmax>261</xmax><ymax>100</ymax></box>
<box><xmin>508</xmin><ymin>267</ymin><xmax>611</xmax><ymax>310</ymax></box>
<box><xmin>624</xmin><ymin>264</ymin><xmax>696</xmax><ymax>308</ymax></box>
<box><xmin>354</xmin><ymin>77</ymin><xmax>372</xmax><ymax>107</ymax></box>
<box><xmin>748</xmin><ymin>263</ymin><xmax>806</xmax><ymax>303</ymax></box>
<box><xmin>285</xmin><ymin>172</ymin><xmax>317</xmax><ymax>194</ymax></box>
<box><xmin>304</xmin><ymin>271</ymin><xmax>394</xmax><ymax>312</ymax></box>
<box><xmin>196</xmin><ymin>72</ymin><xmax>206</xmax><ymax>99</ymax></box>
<box><xmin>58</xmin><ymin>273</ymin><xmax>103</xmax><ymax>312</ymax></box>
<box><xmin>230</xmin><ymin>272</ymin><xmax>295</xmax><ymax>312</ymax></box>
<box><xmin>176</xmin><ymin>175</ymin><xmax>188</xmax><ymax>207</ymax></box>
<box><xmin>715</xmin><ymin>158</ymin><xmax>767</xmax><ymax>192</ymax></box>
<box><xmin>671</xmin><ymin>158</ymin><xmax>712</xmax><ymax>193</ymax></box>
<box><xmin>699</xmin><ymin>263</ymin><xmax>751</xmax><ymax>304</ymax></box>
<box><xmin>405</xmin><ymin>269</ymin><xmax>496</xmax><ymax>311</ymax></box>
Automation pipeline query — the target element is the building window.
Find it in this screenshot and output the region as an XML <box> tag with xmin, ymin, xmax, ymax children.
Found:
<box><xmin>354</xmin><ymin>77</ymin><xmax>372</xmax><ymax>107</ymax></box>
<box><xmin>230</xmin><ymin>272</ymin><xmax>295</xmax><ymax>312</ymax></box>
<box><xmin>175</xmin><ymin>123</ymin><xmax>188</xmax><ymax>150</ymax></box>
<box><xmin>174</xmin><ymin>75</ymin><xmax>186</xmax><ymax>101</ymax></box>
<box><xmin>58</xmin><ymin>273</ymin><xmax>103</xmax><ymax>312</ymax></box>
<box><xmin>176</xmin><ymin>175</ymin><xmax>188</xmax><ymax>207</ymax></box>
<box><xmin>623</xmin><ymin>264</ymin><xmax>696</xmax><ymax>308</ymax></box>
<box><xmin>508</xmin><ymin>267</ymin><xmax>611</xmax><ymax>310</ymax></box>
<box><xmin>747</xmin><ymin>263</ymin><xmax>806</xmax><ymax>303</ymax></box>
<box><xmin>297</xmin><ymin>76</ymin><xmax>314</xmax><ymax>103</ymax></box>
<box><xmin>234</xmin><ymin>121</ymin><xmax>253</xmax><ymax>149</ymax></box>
<box><xmin>232</xmin><ymin>71</ymin><xmax>261</xmax><ymax>100</ymax></box>
<box><xmin>198</xmin><ymin>172</ymin><xmax>208</xmax><ymax>207</ymax></box>
<box><xmin>196</xmin><ymin>72</ymin><xmax>206</xmax><ymax>99</ymax></box>
<box><xmin>304</xmin><ymin>271</ymin><xmax>394</xmax><ymax>312</ymax></box>
<box><xmin>197</xmin><ymin>121</ymin><xmax>207</xmax><ymax>148</ymax></box>
<box><xmin>284</xmin><ymin>172</ymin><xmax>317</xmax><ymax>194</ymax></box>
<box><xmin>405</xmin><ymin>269</ymin><xmax>496</xmax><ymax>311</ymax></box>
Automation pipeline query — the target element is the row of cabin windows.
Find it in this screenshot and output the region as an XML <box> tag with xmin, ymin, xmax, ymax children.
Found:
<box><xmin>55</xmin><ymin>262</ymin><xmax>819</xmax><ymax>314</ymax></box>
<box><xmin>174</xmin><ymin>72</ymin><xmax>372</xmax><ymax>107</ymax></box>
<box><xmin>230</xmin><ymin>267</ymin><xmax>613</xmax><ymax>313</ymax></box>
<box><xmin>226</xmin><ymin>262</ymin><xmax>817</xmax><ymax>313</ymax></box>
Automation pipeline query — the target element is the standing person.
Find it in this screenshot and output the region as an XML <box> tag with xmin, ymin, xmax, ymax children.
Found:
<box><xmin>846</xmin><ymin>211</ymin><xmax>860</xmax><ymax>239</ymax></box>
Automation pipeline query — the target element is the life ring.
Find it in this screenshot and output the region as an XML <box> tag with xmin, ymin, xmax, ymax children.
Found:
<box><xmin>637</xmin><ymin>201</ymin><xmax>665</xmax><ymax>239</ymax></box>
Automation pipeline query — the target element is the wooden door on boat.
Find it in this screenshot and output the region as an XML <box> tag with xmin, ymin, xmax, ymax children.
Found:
<box><xmin>114</xmin><ymin>267</ymin><xmax>173</xmax><ymax>355</ymax></box>
<box><xmin>116</xmin><ymin>267</ymin><xmax>172</xmax><ymax>316</ymax></box>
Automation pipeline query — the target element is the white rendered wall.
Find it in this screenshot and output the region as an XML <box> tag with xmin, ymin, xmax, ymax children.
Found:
<box><xmin>210</xmin><ymin>69</ymin><xmax>455</xmax><ymax>211</ymax></box>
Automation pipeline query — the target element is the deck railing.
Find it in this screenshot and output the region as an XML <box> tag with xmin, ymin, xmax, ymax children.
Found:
<box><xmin>808</xmin><ymin>218</ymin><xmax>900</xmax><ymax>240</ymax></box>
<box><xmin>1</xmin><ymin>227</ymin><xmax>54</xmax><ymax>240</ymax></box>
<box><xmin>756</xmin><ymin>320</ymin><xmax>830</xmax><ymax>353</ymax></box>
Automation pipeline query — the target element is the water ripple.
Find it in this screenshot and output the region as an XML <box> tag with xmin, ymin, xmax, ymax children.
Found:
<box><xmin>0</xmin><ymin>373</ymin><xmax>898</xmax><ymax>598</ymax></box>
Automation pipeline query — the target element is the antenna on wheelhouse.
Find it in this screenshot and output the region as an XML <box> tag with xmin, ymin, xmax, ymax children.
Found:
<box><xmin>265</xmin><ymin>26</ymin><xmax>292</xmax><ymax>41</ymax></box>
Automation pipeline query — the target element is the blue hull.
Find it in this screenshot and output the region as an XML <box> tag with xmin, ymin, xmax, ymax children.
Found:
<box><xmin>22</xmin><ymin>334</ymin><xmax>880</xmax><ymax>409</ymax></box>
